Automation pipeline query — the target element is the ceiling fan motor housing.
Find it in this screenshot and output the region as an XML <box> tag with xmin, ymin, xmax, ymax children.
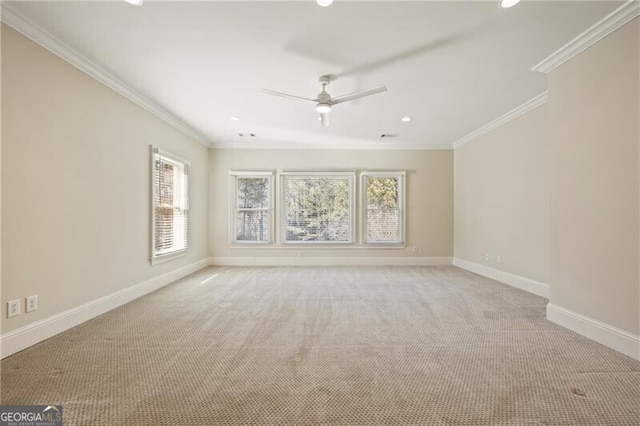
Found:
<box><xmin>316</xmin><ymin>88</ymin><xmax>332</xmax><ymax>113</ymax></box>
<box><xmin>317</xmin><ymin>91</ymin><xmax>331</xmax><ymax>103</ymax></box>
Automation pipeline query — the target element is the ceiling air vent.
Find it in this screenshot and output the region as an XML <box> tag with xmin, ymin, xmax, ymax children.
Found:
<box><xmin>380</xmin><ymin>133</ymin><xmax>399</xmax><ymax>138</ymax></box>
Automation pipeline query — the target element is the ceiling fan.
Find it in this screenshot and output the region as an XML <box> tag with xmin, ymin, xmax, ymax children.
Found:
<box><xmin>260</xmin><ymin>75</ymin><xmax>387</xmax><ymax>127</ymax></box>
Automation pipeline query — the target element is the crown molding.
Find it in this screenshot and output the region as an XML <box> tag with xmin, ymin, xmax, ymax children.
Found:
<box><xmin>1</xmin><ymin>4</ymin><xmax>211</xmax><ymax>148</ymax></box>
<box><xmin>210</xmin><ymin>141</ymin><xmax>453</xmax><ymax>151</ymax></box>
<box><xmin>451</xmin><ymin>91</ymin><xmax>548</xmax><ymax>150</ymax></box>
<box><xmin>531</xmin><ymin>1</ymin><xmax>640</xmax><ymax>74</ymax></box>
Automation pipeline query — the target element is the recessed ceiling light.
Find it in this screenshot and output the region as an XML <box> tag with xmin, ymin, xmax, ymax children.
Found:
<box><xmin>500</xmin><ymin>0</ymin><xmax>521</xmax><ymax>8</ymax></box>
<box><xmin>401</xmin><ymin>116</ymin><xmax>412</xmax><ymax>122</ymax></box>
<box><xmin>316</xmin><ymin>0</ymin><xmax>334</xmax><ymax>7</ymax></box>
<box><xmin>230</xmin><ymin>116</ymin><xmax>240</xmax><ymax>121</ymax></box>
<box><xmin>124</xmin><ymin>0</ymin><xmax>143</xmax><ymax>6</ymax></box>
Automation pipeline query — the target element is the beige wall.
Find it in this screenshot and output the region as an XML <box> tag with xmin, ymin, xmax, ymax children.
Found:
<box><xmin>0</xmin><ymin>25</ymin><xmax>3</xmax><ymax>336</ymax></box>
<box><xmin>209</xmin><ymin>149</ymin><xmax>453</xmax><ymax>259</ymax></box>
<box><xmin>548</xmin><ymin>18</ymin><xmax>639</xmax><ymax>335</ymax></box>
<box><xmin>1</xmin><ymin>26</ymin><xmax>209</xmax><ymax>334</ymax></box>
<box><xmin>454</xmin><ymin>104</ymin><xmax>550</xmax><ymax>284</ymax></box>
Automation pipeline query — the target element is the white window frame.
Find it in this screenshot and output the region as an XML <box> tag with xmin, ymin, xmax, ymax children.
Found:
<box><xmin>361</xmin><ymin>171</ymin><xmax>406</xmax><ymax>246</ymax></box>
<box><xmin>280</xmin><ymin>171</ymin><xmax>356</xmax><ymax>245</ymax></box>
<box><xmin>150</xmin><ymin>146</ymin><xmax>190</xmax><ymax>265</ymax></box>
<box><xmin>229</xmin><ymin>171</ymin><xmax>275</xmax><ymax>244</ymax></box>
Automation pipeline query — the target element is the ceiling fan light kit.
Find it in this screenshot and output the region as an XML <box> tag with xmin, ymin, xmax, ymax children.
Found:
<box><xmin>316</xmin><ymin>0</ymin><xmax>334</xmax><ymax>7</ymax></box>
<box><xmin>316</xmin><ymin>103</ymin><xmax>332</xmax><ymax>114</ymax></box>
<box><xmin>500</xmin><ymin>0</ymin><xmax>521</xmax><ymax>8</ymax></box>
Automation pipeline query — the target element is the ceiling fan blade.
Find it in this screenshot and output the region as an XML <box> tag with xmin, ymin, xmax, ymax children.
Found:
<box><xmin>331</xmin><ymin>86</ymin><xmax>387</xmax><ymax>105</ymax></box>
<box><xmin>260</xmin><ymin>89</ymin><xmax>317</xmax><ymax>103</ymax></box>
<box><xmin>320</xmin><ymin>113</ymin><xmax>330</xmax><ymax>127</ymax></box>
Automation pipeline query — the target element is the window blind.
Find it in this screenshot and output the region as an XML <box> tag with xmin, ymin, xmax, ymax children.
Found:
<box><xmin>152</xmin><ymin>147</ymin><xmax>189</xmax><ymax>262</ymax></box>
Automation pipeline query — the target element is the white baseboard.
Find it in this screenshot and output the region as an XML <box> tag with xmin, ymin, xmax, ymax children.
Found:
<box><xmin>208</xmin><ymin>256</ymin><xmax>452</xmax><ymax>266</ymax></box>
<box><xmin>452</xmin><ymin>258</ymin><xmax>549</xmax><ymax>298</ymax></box>
<box><xmin>1</xmin><ymin>258</ymin><xmax>210</xmax><ymax>358</ymax></box>
<box><xmin>547</xmin><ymin>303</ymin><xmax>640</xmax><ymax>361</ymax></box>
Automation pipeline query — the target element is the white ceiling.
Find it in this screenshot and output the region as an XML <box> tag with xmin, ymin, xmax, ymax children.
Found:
<box><xmin>4</xmin><ymin>1</ymin><xmax>622</xmax><ymax>149</ymax></box>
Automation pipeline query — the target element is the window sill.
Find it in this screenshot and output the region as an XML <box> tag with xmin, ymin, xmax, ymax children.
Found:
<box><xmin>150</xmin><ymin>250</ymin><xmax>187</xmax><ymax>265</ymax></box>
<box><xmin>229</xmin><ymin>243</ymin><xmax>406</xmax><ymax>250</ymax></box>
<box><xmin>231</xmin><ymin>241</ymin><xmax>273</xmax><ymax>245</ymax></box>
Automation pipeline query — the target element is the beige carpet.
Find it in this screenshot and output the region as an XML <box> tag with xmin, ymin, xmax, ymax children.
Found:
<box><xmin>1</xmin><ymin>266</ymin><xmax>639</xmax><ymax>425</ymax></box>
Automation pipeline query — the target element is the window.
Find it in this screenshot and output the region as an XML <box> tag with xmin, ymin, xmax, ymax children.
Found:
<box><xmin>151</xmin><ymin>147</ymin><xmax>189</xmax><ymax>263</ymax></box>
<box><xmin>362</xmin><ymin>172</ymin><xmax>405</xmax><ymax>244</ymax></box>
<box><xmin>282</xmin><ymin>172</ymin><xmax>355</xmax><ymax>243</ymax></box>
<box><xmin>230</xmin><ymin>172</ymin><xmax>273</xmax><ymax>243</ymax></box>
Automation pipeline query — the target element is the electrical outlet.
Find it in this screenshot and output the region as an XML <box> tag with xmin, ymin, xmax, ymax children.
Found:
<box><xmin>7</xmin><ymin>299</ymin><xmax>20</xmax><ymax>318</ymax></box>
<box><xmin>26</xmin><ymin>295</ymin><xmax>38</xmax><ymax>313</ymax></box>
<box><xmin>411</xmin><ymin>245</ymin><xmax>419</xmax><ymax>253</ymax></box>
<box><xmin>483</xmin><ymin>252</ymin><xmax>489</xmax><ymax>261</ymax></box>
<box><xmin>496</xmin><ymin>254</ymin><xmax>502</xmax><ymax>264</ymax></box>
